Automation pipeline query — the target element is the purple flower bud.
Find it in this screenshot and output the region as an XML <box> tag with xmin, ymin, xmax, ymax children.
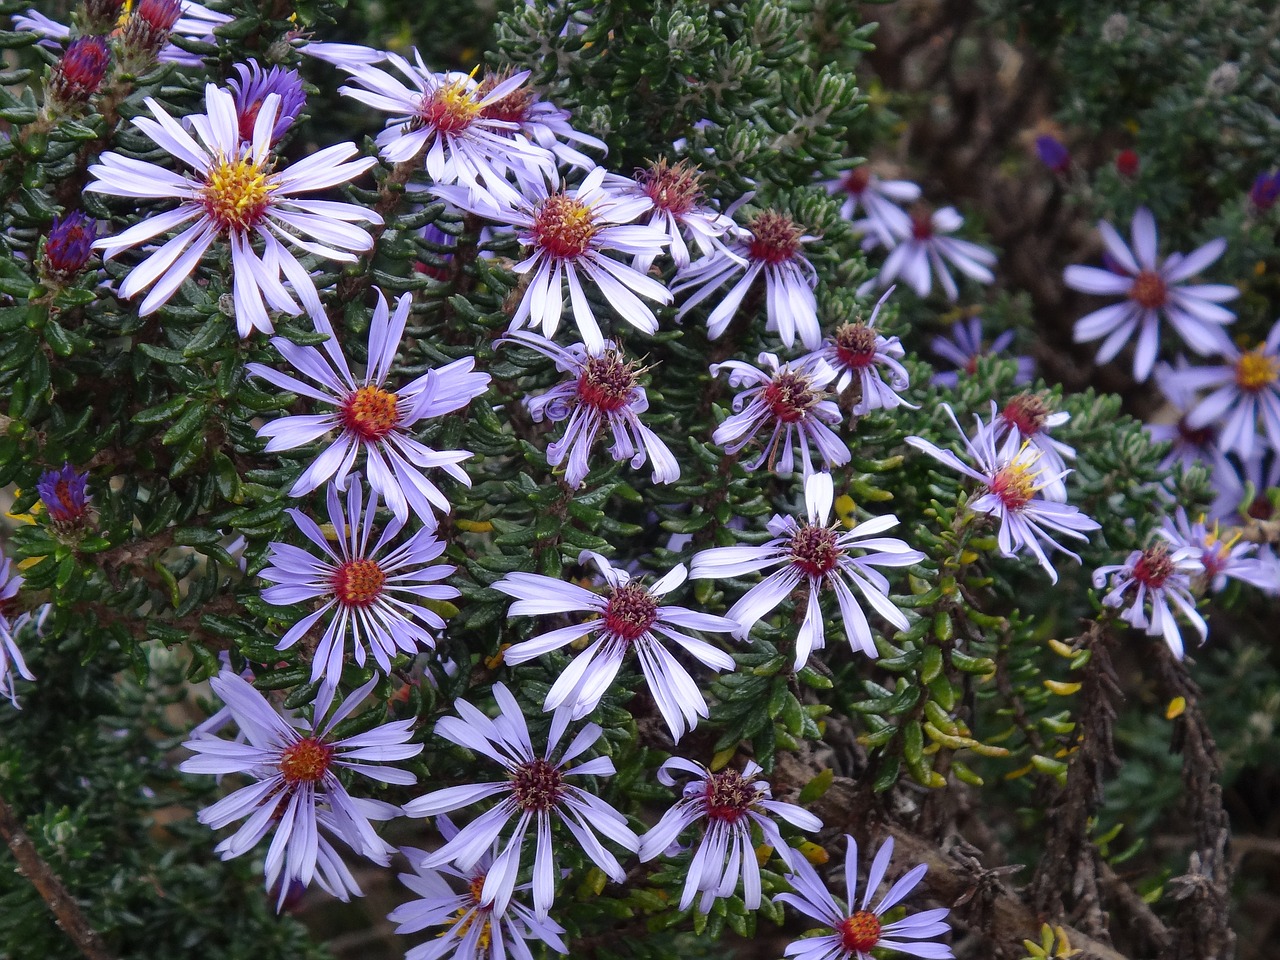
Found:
<box><xmin>47</xmin><ymin>36</ymin><xmax>110</xmax><ymax>114</ymax></box>
<box><xmin>41</xmin><ymin>212</ymin><xmax>97</xmax><ymax>282</ymax></box>
<box><xmin>227</xmin><ymin>61</ymin><xmax>307</xmax><ymax>144</ymax></box>
<box><xmin>1249</xmin><ymin>171</ymin><xmax>1280</xmax><ymax>211</ymax></box>
<box><xmin>119</xmin><ymin>0</ymin><xmax>182</xmax><ymax>72</ymax></box>
<box><xmin>83</xmin><ymin>0</ymin><xmax>127</xmax><ymax>34</ymax></box>
<box><xmin>36</xmin><ymin>463</ymin><xmax>91</xmax><ymax>528</ymax></box>
<box><xmin>1035</xmin><ymin>134</ymin><xmax>1070</xmax><ymax>174</ymax></box>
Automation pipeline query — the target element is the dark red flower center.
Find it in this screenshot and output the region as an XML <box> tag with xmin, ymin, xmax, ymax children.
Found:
<box><xmin>703</xmin><ymin>768</ymin><xmax>756</xmax><ymax>823</ymax></box>
<box><xmin>790</xmin><ymin>523</ymin><xmax>843</xmax><ymax>577</ymax></box>
<box><xmin>531</xmin><ymin>194</ymin><xmax>596</xmax><ymax>260</ymax></box>
<box><xmin>910</xmin><ymin>214</ymin><xmax>934</xmax><ymax>241</ymax></box>
<box><xmin>578</xmin><ymin>353</ymin><xmax>638</xmax><ymax>413</ymax></box>
<box><xmin>1132</xmin><ymin>544</ymin><xmax>1174</xmax><ymax>588</ymax></box>
<box><xmin>834</xmin><ymin>323</ymin><xmax>878</xmax><ymax>369</ymax></box>
<box><xmin>341</xmin><ymin>385</ymin><xmax>400</xmax><ymax>442</ymax></box>
<box><xmin>842</xmin><ymin>167</ymin><xmax>870</xmax><ymax>196</ymax></box>
<box><xmin>838</xmin><ymin>911</ymin><xmax>883</xmax><ymax>953</ymax></box>
<box><xmin>1000</xmin><ymin>394</ymin><xmax>1049</xmax><ymax>435</ymax></box>
<box><xmin>762</xmin><ymin>370</ymin><xmax>820</xmax><ymax>424</ymax></box>
<box><xmin>477</xmin><ymin>71</ymin><xmax>533</xmax><ymax>123</ymax></box>
<box><xmin>746</xmin><ymin>210</ymin><xmax>803</xmax><ymax>264</ymax></box>
<box><xmin>639</xmin><ymin>158</ymin><xmax>702</xmax><ymax>217</ymax></box>
<box><xmin>332</xmin><ymin>558</ymin><xmax>387</xmax><ymax>608</ymax></box>
<box><xmin>1129</xmin><ymin>270</ymin><xmax>1167</xmax><ymax>309</ymax></box>
<box><xmin>601</xmin><ymin>581</ymin><xmax>659</xmax><ymax>642</ymax></box>
<box><xmin>278</xmin><ymin>737</ymin><xmax>334</xmax><ymax>784</ymax></box>
<box><xmin>510</xmin><ymin>757</ymin><xmax>564</xmax><ymax>813</ymax></box>
<box><xmin>1174</xmin><ymin>416</ymin><xmax>1214</xmax><ymax>448</ymax></box>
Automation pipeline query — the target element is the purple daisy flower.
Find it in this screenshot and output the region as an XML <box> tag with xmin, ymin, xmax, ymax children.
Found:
<box><xmin>1158</xmin><ymin>507</ymin><xmax>1278</xmax><ymax>594</ymax></box>
<box><xmin>259</xmin><ymin>480</ymin><xmax>458</xmax><ymax>685</ymax></box>
<box><xmin>0</xmin><ymin>557</ymin><xmax>37</xmax><ymax>707</ymax></box>
<box><xmin>672</xmin><ymin>209</ymin><xmax>821</xmax><ymax>349</ymax></box>
<box><xmin>976</xmin><ymin>396</ymin><xmax>1074</xmax><ymax>501</ymax></box>
<box><xmin>637</xmin><ymin>758</ymin><xmax>821</xmax><ymax>913</ymax></box>
<box><xmin>503</xmin><ymin>331</ymin><xmax>679</xmax><ymax>487</ymax></box>
<box><xmin>87</xmin><ymin>83</ymin><xmax>381</xmax><ymax>337</ymax></box>
<box><xmin>248</xmin><ymin>290</ymin><xmax>491</xmax><ymax>527</ymax></box>
<box><xmin>605</xmin><ymin>159</ymin><xmax>735</xmax><ymax>273</ymax></box>
<box><xmin>1092</xmin><ymin>542</ymin><xmax>1206</xmax><ymax>659</ymax></box>
<box><xmin>493</xmin><ymin>550</ymin><xmax>737</xmax><ymax>742</ymax></box>
<box><xmin>227</xmin><ymin>61</ymin><xmax>307</xmax><ymax>144</ymax></box>
<box><xmin>776</xmin><ymin>835</ymin><xmax>953</xmax><ymax>960</ymax></box>
<box><xmin>711</xmin><ymin>352</ymin><xmax>848</xmax><ymax>478</ymax></box>
<box><xmin>691</xmin><ymin>472</ymin><xmax>923</xmax><ymax>669</ymax></box>
<box><xmin>930</xmin><ymin>315</ymin><xmax>1034</xmax><ymax>388</ymax></box>
<box><xmin>825</xmin><ymin>167</ymin><xmax>920</xmax><ymax>249</ymax></box>
<box><xmin>1149</xmin><ymin>360</ymin><xmax>1241</xmax><ymax>519</ymax></box>
<box><xmin>36</xmin><ymin>462</ymin><xmax>91</xmax><ymax>528</ymax></box>
<box><xmin>804</xmin><ymin>287</ymin><xmax>916</xmax><ymax>415</ymax></box>
<box><xmin>433</xmin><ymin>167</ymin><xmax>671</xmax><ymax>355</ymax></box>
<box><xmin>1158</xmin><ymin>322</ymin><xmax>1280</xmax><ymax>459</ymax></box>
<box><xmin>859</xmin><ymin>207</ymin><xmax>997</xmax><ymax>302</ymax></box>
<box><xmin>403</xmin><ymin>682</ymin><xmax>638</xmax><ymax>919</ymax></box>
<box><xmin>337</xmin><ymin>53</ymin><xmax>555</xmax><ymax>209</ymax></box>
<box><xmin>1063</xmin><ymin>206</ymin><xmax>1237</xmax><ymax>382</ymax></box>
<box><xmin>390</xmin><ymin>821</ymin><xmax>569</xmax><ymax>960</ymax></box>
<box><xmin>906</xmin><ymin>404</ymin><xmax>1101</xmax><ymax>583</ymax></box>
<box><xmin>180</xmin><ymin>671</ymin><xmax>421</xmax><ymax>907</ymax></box>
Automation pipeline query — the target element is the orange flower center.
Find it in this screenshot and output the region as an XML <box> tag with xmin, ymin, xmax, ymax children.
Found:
<box><xmin>1129</xmin><ymin>270</ymin><xmax>1167</xmax><ymax>309</ymax></box>
<box><xmin>419</xmin><ymin>78</ymin><xmax>483</xmax><ymax>134</ymax></box>
<box><xmin>341</xmin><ymin>385</ymin><xmax>399</xmax><ymax>442</ymax></box>
<box><xmin>278</xmin><ymin>737</ymin><xmax>334</xmax><ymax>784</ymax></box>
<box><xmin>838</xmin><ymin>910</ymin><xmax>882</xmax><ymax>953</ymax></box>
<box><xmin>332</xmin><ymin>558</ymin><xmax>386</xmax><ymax>608</ymax></box>
<box><xmin>988</xmin><ymin>457</ymin><xmax>1040</xmax><ymax>510</ymax></box>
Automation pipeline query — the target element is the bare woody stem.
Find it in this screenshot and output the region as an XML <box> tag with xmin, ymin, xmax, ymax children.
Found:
<box><xmin>0</xmin><ymin>791</ymin><xmax>116</xmax><ymax>960</ymax></box>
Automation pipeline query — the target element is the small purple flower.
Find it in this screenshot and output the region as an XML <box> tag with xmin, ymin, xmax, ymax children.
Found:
<box><xmin>36</xmin><ymin>463</ymin><xmax>91</xmax><ymax>528</ymax></box>
<box><xmin>46</xmin><ymin>36</ymin><xmax>109</xmax><ymax>114</ymax></box>
<box><xmin>180</xmin><ymin>671</ymin><xmax>422</xmax><ymax>907</ymax></box>
<box><xmin>1149</xmin><ymin>360</ymin><xmax>1241</xmax><ymax>519</ymax></box>
<box><xmin>1093</xmin><ymin>542</ymin><xmax>1205</xmax><ymax>659</ymax></box>
<box><xmin>859</xmin><ymin>207</ymin><xmax>997</xmax><ymax>302</ymax></box>
<box><xmin>41</xmin><ymin>212</ymin><xmax>97</xmax><ymax>282</ymax></box>
<box><xmin>1</xmin><ymin>557</ymin><xmax>37</xmax><ymax>707</ymax></box>
<box><xmin>248</xmin><ymin>290</ymin><xmax>490</xmax><ymax>527</ymax></box>
<box><xmin>605</xmin><ymin>158</ymin><xmax>735</xmax><ymax>273</ymax></box>
<box><xmin>825</xmin><ymin>167</ymin><xmax>920</xmax><ymax>249</ymax></box>
<box><xmin>1035</xmin><ymin>135</ymin><xmax>1070</xmax><ymax>175</ymax></box>
<box><xmin>776</xmin><ymin>835</ymin><xmax>953</xmax><ymax>960</ymax></box>
<box><xmin>930</xmin><ymin>316</ymin><xmax>1034</xmax><ymax>388</ymax></box>
<box><xmin>404</xmin><ymin>683</ymin><xmax>638</xmax><ymax>919</ymax></box>
<box><xmin>711</xmin><ymin>352</ymin><xmax>847</xmax><ymax>478</ymax></box>
<box><xmin>906</xmin><ymin>404</ymin><xmax>1101</xmax><ymax>583</ymax></box>
<box><xmin>228</xmin><ymin>61</ymin><xmax>307</xmax><ymax>144</ymax></box>
<box><xmin>804</xmin><ymin>288</ymin><xmax>916</xmax><ymax>415</ymax></box>
<box><xmin>1249</xmin><ymin>171</ymin><xmax>1280</xmax><ymax>211</ymax></box>
<box><xmin>672</xmin><ymin>209</ymin><xmax>821</xmax><ymax>350</ymax></box>
<box><xmin>1158</xmin><ymin>508</ymin><xmax>1278</xmax><ymax>594</ymax></box>
<box><xmin>1157</xmin><ymin>322</ymin><xmax>1280</xmax><ymax>459</ymax></box>
<box><xmin>391</xmin><ymin>824</ymin><xmax>569</xmax><ymax>960</ymax></box>
<box><xmin>691</xmin><ymin>473</ymin><xmax>924</xmax><ymax>669</ymax></box>
<box><xmin>494</xmin><ymin>551</ymin><xmax>738</xmax><ymax>742</ymax></box>
<box><xmin>637</xmin><ymin>758</ymin><xmax>822</xmax><ymax>913</ymax></box>
<box><xmin>259</xmin><ymin>480</ymin><xmax>458</xmax><ymax>685</ymax></box>
<box><xmin>1064</xmin><ymin>206</ymin><xmax>1237</xmax><ymax>381</ymax></box>
<box><xmin>504</xmin><ymin>331</ymin><xmax>679</xmax><ymax>487</ymax></box>
<box><xmin>977</xmin><ymin>396</ymin><xmax>1074</xmax><ymax>501</ymax></box>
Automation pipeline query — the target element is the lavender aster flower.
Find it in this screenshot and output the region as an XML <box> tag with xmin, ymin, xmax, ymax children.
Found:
<box><xmin>1063</xmin><ymin>206</ymin><xmax>1237</xmax><ymax>381</ymax></box>
<box><xmin>259</xmin><ymin>480</ymin><xmax>458</xmax><ymax>685</ymax></box>
<box><xmin>249</xmin><ymin>290</ymin><xmax>490</xmax><ymax>527</ymax></box>
<box><xmin>391</xmin><ymin>826</ymin><xmax>569</xmax><ymax>960</ymax></box>
<box><xmin>477</xmin><ymin>67</ymin><xmax>605</xmax><ymax>172</ymax></box>
<box><xmin>433</xmin><ymin>168</ymin><xmax>671</xmax><ymax>354</ymax></box>
<box><xmin>1149</xmin><ymin>360</ymin><xmax>1241</xmax><ymax>519</ymax></box>
<box><xmin>180</xmin><ymin>671</ymin><xmax>422</xmax><ymax>906</ymax></box>
<box><xmin>87</xmin><ymin>83</ymin><xmax>381</xmax><ymax>337</ymax></box>
<box><xmin>906</xmin><ymin>404</ymin><xmax>1101</xmax><ymax>583</ymax></box>
<box><xmin>337</xmin><ymin>53</ymin><xmax>554</xmax><ymax>209</ymax></box>
<box><xmin>494</xmin><ymin>551</ymin><xmax>737</xmax><ymax>742</ymax></box>
<box><xmin>0</xmin><ymin>557</ymin><xmax>37</xmax><ymax>707</ymax></box>
<box><xmin>930</xmin><ymin>316</ymin><xmax>1034</xmax><ymax>388</ymax></box>
<box><xmin>637</xmin><ymin>758</ymin><xmax>822</xmax><ymax>913</ymax></box>
<box><xmin>977</xmin><ymin>396</ymin><xmax>1074</xmax><ymax>501</ymax></box>
<box><xmin>711</xmin><ymin>353</ymin><xmax>848</xmax><ymax>478</ymax></box>
<box><xmin>404</xmin><ymin>682</ymin><xmax>638</xmax><ymax>919</ymax></box>
<box><xmin>776</xmin><ymin>835</ymin><xmax>953</xmax><ymax>960</ymax></box>
<box><xmin>503</xmin><ymin>331</ymin><xmax>679</xmax><ymax>487</ymax></box>
<box><xmin>36</xmin><ymin>463</ymin><xmax>91</xmax><ymax>530</ymax></box>
<box><xmin>691</xmin><ymin>473</ymin><xmax>924</xmax><ymax>669</ymax></box>
<box><xmin>1158</xmin><ymin>507</ymin><xmax>1279</xmax><ymax>594</ymax></box>
<box><xmin>859</xmin><ymin>207</ymin><xmax>996</xmax><ymax>302</ymax></box>
<box><xmin>672</xmin><ymin>209</ymin><xmax>820</xmax><ymax>349</ymax></box>
<box><xmin>606</xmin><ymin>158</ymin><xmax>735</xmax><ymax>273</ymax></box>
<box><xmin>1159</xmin><ymin>323</ymin><xmax>1280</xmax><ymax>459</ymax></box>
<box><xmin>805</xmin><ymin>288</ymin><xmax>916</xmax><ymax>415</ymax></box>
<box><xmin>825</xmin><ymin>167</ymin><xmax>920</xmax><ymax>249</ymax></box>
<box><xmin>1092</xmin><ymin>542</ymin><xmax>1206</xmax><ymax>659</ymax></box>
<box><xmin>227</xmin><ymin>61</ymin><xmax>307</xmax><ymax>144</ymax></box>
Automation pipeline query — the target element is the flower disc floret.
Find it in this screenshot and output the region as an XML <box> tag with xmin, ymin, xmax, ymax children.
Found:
<box><xmin>839</xmin><ymin>911</ymin><xmax>883</xmax><ymax>953</ymax></box>
<box><xmin>988</xmin><ymin>457</ymin><xmax>1040</xmax><ymax>510</ymax></box>
<box><xmin>578</xmin><ymin>353</ymin><xmax>639</xmax><ymax>412</ymax></box>
<box><xmin>640</xmin><ymin>157</ymin><xmax>703</xmax><ymax>217</ymax></box>
<box><xmin>791</xmin><ymin>524</ymin><xmax>843</xmax><ymax>577</ymax></box>
<box><xmin>747</xmin><ymin>210</ymin><xmax>804</xmax><ymax>265</ymax></box>
<box><xmin>531</xmin><ymin>194</ymin><xmax>597</xmax><ymax>260</ymax></box>
<box><xmin>331</xmin><ymin>558</ymin><xmax>387</xmax><ymax>609</ymax></box>
<box><xmin>418</xmin><ymin>77</ymin><xmax>483</xmax><ymax>134</ymax></box>
<box><xmin>703</xmin><ymin>768</ymin><xmax>757</xmax><ymax>824</ymax></box>
<box><xmin>1132</xmin><ymin>544</ymin><xmax>1174</xmax><ymax>589</ymax></box>
<box><xmin>341</xmin><ymin>384</ymin><xmax>400</xmax><ymax>442</ymax></box>
<box><xmin>834</xmin><ymin>323</ymin><xmax>879</xmax><ymax>369</ymax></box>
<box><xmin>763</xmin><ymin>369</ymin><xmax>821</xmax><ymax>423</ymax></box>
<box><xmin>1130</xmin><ymin>269</ymin><xmax>1167</xmax><ymax>309</ymax></box>
<box><xmin>1235</xmin><ymin>347</ymin><xmax>1280</xmax><ymax>392</ymax></box>
<box><xmin>200</xmin><ymin>153</ymin><xmax>274</xmax><ymax>231</ymax></box>
<box><xmin>601</xmin><ymin>581</ymin><xmax>660</xmax><ymax>641</ymax></box>
<box><xmin>279</xmin><ymin>737</ymin><xmax>334</xmax><ymax>784</ymax></box>
<box><xmin>511</xmin><ymin>757</ymin><xmax>565</xmax><ymax>813</ymax></box>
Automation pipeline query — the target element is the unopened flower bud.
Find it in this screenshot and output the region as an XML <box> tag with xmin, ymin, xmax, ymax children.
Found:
<box><xmin>82</xmin><ymin>0</ymin><xmax>127</xmax><ymax>34</ymax></box>
<box><xmin>1115</xmin><ymin>149</ymin><xmax>1139</xmax><ymax>178</ymax></box>
<box><xmin>37</xmin><ymin>463</ymin><xmax>93</xmax><ymax>534</ymax></box>
<box><xmin>46</xmin><ymin>36</ymin><xmax>110</xmax><ymax>115</ymax></box>
<box><xmin>118</xmin><ymin>0</ymin><xmax>182</xmax><ymax>74</ymax></box>
<box><xmin>1035</xmin><ymin>135</ymin><xmax>1070</xmax><ymax>175</ymax></box>
<box><xmin>1101</xmin><ymin>13</ymin><xmax>1129</xmax><ymax>43</ymax></box>
<box><xmin>1250</xmin><ymin>171</ymin><xmax>1280</xmax><ymax>211</ymax></box>
<box><xmin>1205</xmin><ymin>62</ymin><xmax>1239</xmax><ymax>97</ymax></box>
<box><xmin>40</xmin><ymin>212</ymin><xmax>97</xmax><ymax>284</ymax></box>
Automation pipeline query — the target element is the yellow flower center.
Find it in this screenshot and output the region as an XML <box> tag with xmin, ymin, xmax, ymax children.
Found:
<box><xmin>988</xmin><ymin>446</ymin><xmax>1044</xmax><ymax>510</ymax></box>
<box><xmin>1234</xmin><ymin>347</ymin><xmax>1279</xmax><ymax>392</ymax></box>
<box><xmin>200</xmin><ymin>154</ymin><xmax>274</xmax><ymax>233</ymax></box>
<box><xmin>420</xmin><ymin>78</ymin><xmax>483</xmax><ymax>134</ymax></box>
